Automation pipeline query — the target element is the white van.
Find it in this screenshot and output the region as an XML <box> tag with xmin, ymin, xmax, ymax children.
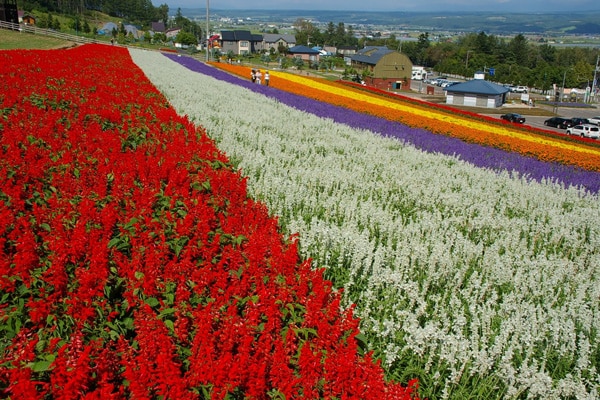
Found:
<box><xmin>411</xmin><ymin>66</ymin><xmax>428</xmax><ymax>80</ymax></box>
<box><xmin>566</xmin><ymin>124</ymin><xmax>600</xmax><ymax>139</ymax></box>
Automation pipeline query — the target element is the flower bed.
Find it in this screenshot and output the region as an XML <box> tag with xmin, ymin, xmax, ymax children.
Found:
<box><xmin>168</xmin><ymin>56</ymin><xmax>600</xmax><ymax>195</ymax></box>
<box><xmin>0</xmin><ymin>44</ymin><xmax>418</xmax><ymax>399</ymax></box>
<box><xmin>141</xmin><ymin>51</ymin><xmax>600</xmax><ymax>399</ymax></box>
<box><xmin>211</xmin><ymin>62</ymin><xmax>600</xmax><ymax>172</ymax></box>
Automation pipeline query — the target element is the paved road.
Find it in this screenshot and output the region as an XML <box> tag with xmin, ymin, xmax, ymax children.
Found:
<box><xmin>492</xmin><ymin>105</ymin><xmax>600</xmax><ymax>132</ymax></box>
<box><xmin>407</xmin><ymin>80</ymin><xmax>600</xmax><ymax>134</ymax></box>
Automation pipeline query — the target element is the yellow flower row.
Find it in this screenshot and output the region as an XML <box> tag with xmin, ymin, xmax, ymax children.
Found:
<box><xmin>278</xmin><ymin>72</ymin><xmax>600</xmax><ymax>157</ymax></box>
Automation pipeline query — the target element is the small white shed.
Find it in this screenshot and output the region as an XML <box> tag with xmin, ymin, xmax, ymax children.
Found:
<box><xmin>445</xmin><ymin>73</ymin><xmax>509</xmax><ymax>108</ymax></box>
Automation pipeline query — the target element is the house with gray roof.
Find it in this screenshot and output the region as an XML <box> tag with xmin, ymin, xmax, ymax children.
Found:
<box><xmin>349</xmin><ymin>46</ymin><xmax>413</xmax><ymax>90</ymax></box>
<box><xmin>444</xmin><ymin>72</ymin><xmax>509</xmax><ymax>108</ymax></box>
<box><xmin>123</xmin><ymin>24</ymin><xmax>140</xmax><ymax>40</ymax></box>
<box><xmin>100</xmin><ymin>22</ymin><xmax>118</xmax><ymax>35</ymax></box>
<box><xmin>262</xmin><ymin>33</ymin><xmax>296</xmax><ymax>53</ymax></box>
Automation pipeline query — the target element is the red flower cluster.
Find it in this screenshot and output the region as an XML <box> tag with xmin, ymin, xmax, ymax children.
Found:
<box><xmin>0</xmin><ymin>44</ymin><xmax>418</xmax><ymax>398</ymax></box>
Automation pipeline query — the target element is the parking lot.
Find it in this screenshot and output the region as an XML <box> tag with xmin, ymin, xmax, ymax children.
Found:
<box><xmin>522</xmin><ymin>107</ymin><xmax>599</xmax><ymax>132</ymax></box>
<box><xmin>407</xmin><ymin>80</ymin><xmax>600</xmax><ymax>134</ymax></box>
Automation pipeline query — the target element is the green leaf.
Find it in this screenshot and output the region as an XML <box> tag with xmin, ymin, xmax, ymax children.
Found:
<box><xmin>30</xmin><ymin>358</ymin><xmax>54</xmax><ymax>372</ymax></box>
<box><xmin>109</xmin><ymin>330</ymin><xmax>121</xmax><ymax>341</ymax></box>
<box><xmin>159</xmin><ymin>307</ymin><xmax>175</xmax><ymax>318</ymax></box>
<box><xmin>354</xmin><ymin>333</ymin><xmax>369</xmax><ymax>354</ymax></box>
<box><xmin>145</xmin><ymin>297</ymin><xmax>160</xmax><ymax>308</ymax></box>
<box><xmin>107</xmin><ymin>237</ymin><xmax>121</xmax><ymax>249</ymax></box>
<box><xmin>164</xmin><ymin>319</ymin><xmax>174</xmax><ymax>332</ymax></box>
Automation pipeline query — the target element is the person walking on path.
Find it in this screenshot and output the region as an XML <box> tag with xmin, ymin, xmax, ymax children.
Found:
<box><xmin>251</xmin><ymin>69</ymin><xmax>256</xmax><ymax>83</ymax></box>
<box><xmin>255</xmin><ymin>69</ymin><xmax>262</xmax><ymax>85</ymax></box>
<box><xmin>264</xmin><ymin>70</ymin><xmax>270</xmax><ymax>86</ymax></box>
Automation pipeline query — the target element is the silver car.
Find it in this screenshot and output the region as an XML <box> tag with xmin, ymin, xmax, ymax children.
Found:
<box><xmin>566</xmin><ymin>124</ymin><xmax>600</xmax><ymax>139</ymax></box>
<box><xmin>587</xmin><ymin>116</ymin><xmax>600</xmax><ymax>126</ymax></box>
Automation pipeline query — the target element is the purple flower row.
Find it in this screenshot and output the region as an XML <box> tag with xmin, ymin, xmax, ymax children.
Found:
<box><xmin>166</xmin><ymin>54</ymin><xmax>600</xmax><ymax>194</ymax></box>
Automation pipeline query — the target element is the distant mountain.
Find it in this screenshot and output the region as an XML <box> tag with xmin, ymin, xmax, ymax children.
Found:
<box><xmin>176</xmin><ymin>8</ymin><xmax>600</xmax><ymax>35</ymax></box>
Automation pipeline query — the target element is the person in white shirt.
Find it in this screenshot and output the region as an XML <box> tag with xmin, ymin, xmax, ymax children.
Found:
<box><xmin>255</xmin><ymin>70</ymin><xmax>262</xmax><ymax>85</ymax></box>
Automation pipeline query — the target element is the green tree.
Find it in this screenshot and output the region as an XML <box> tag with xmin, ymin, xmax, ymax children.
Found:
<box><xmin>153</xmin><ymin>32</ymin><xmax>167</xmax><ymax>43</ymax></box>
<box><xmin>277</xmin><ymin>43</ymin><xmax>289</xmax><ymax>54</ymax></box>
<box><xmin>324</xmin><ymin>21</ymin><xmax>336</xmax><ymax>45</ymax></box>
<box><xmin>294</xmin><ymin>18</ymin><xmax>321</xmax><ymax>46</ymax></box>
<box><xmin>83</xmin><ymin>19</ymin><xmax>90</xmax><ymax>34</ymax></box>
<box><xmin>156</xmin><ymin>4</ymin><xmax>169</xmax><ymax>25</ymax></box>
<box><xmin>538</xmin><ymin>43</ymin><xmax>557</xmax><ymax>63</ymax></box>
<box><xmin>175</xmin><ymin>31</ymin><xmax>198</xmax><ymax>46</ymax></box>
<box><xmin>292</xmin><ymin>57</ymin><xmax>305</xmax><ymax>70</ymax></box>
<box><xmin>509</xmin><ymin>34</ymin><xmax>529</xmax><ymax>66</ymax></box>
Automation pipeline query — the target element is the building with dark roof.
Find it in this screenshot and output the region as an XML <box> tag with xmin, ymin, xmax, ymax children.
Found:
<box><xmin>151</xmin><ymin>21</ymin><xmax>165</xmax><ymax>33</ymax></box>
<box><xmin>444</xmin><ymin>72</ymin><xmax>510</xmax><ymax>108</ymax></box>
<box><xmin>348</xmin><ymin>46</ymin><xmax>413</xmax><ymax>90</ymax></box>
<box><xmin>220</xmin><ymin>30</ymin><xmax>262</xmax><ymax>55</ymax></box>
<box><xmin>287</xmin><ymin>45</ymin><xmax>320</xmax><ymax>63</ymax></box>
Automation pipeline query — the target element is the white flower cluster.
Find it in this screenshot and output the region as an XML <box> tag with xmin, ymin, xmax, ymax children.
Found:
<box><xmin>130</xmin><ymin>49</ymin><xmax>600</xmax><ymax>399</ymax></box>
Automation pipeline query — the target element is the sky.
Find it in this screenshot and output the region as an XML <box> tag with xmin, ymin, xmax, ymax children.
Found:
<box><xmin>159</xmin><ymin>0</ymin><xmax>600</xmax><ymax>13</ymax></box>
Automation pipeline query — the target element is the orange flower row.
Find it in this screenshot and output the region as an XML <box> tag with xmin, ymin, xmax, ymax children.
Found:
<box><xmin>211</xmin><ymin>62</ymin><xmax>600</xmax><ymax>171</ymax></box>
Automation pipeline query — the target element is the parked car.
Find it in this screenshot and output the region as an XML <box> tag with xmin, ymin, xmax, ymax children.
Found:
<box><xmin>544</xmin><ymin>117</ymin><xmax>573</xmax><ymax>129</ymax></box>
<box><xmin>588</xmin><ymin>116</ymin><xmax>600</xmax><ymax>125</ymax></box>
<box><xmin>441</xmin><ymin>81</ymin><xmax>460</xmax><ymax>88</ymax></box>
<box><xmin>566</xmin><ymin>124</ymin><xmax>600</xmax><ymax>139</ymax></box>
<box><xmin>570</xmin><ymin>117</ymin><xmax>590</xmax><ymax>126</ymax></box>
<box><xmin>500</xmin><ymin>113</ymin><xmax>526</xmax><ymax>123</ymax></box>
<box><xmin>511</xmin><ymin>85</ymin><xmax>528</xmax><ymax>93</ymax></box>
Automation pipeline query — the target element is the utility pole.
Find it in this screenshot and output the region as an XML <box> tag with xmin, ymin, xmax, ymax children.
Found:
<box><xmin>561</xmin><ymin>68</ymin><xmax>568</xmax><ymax>102</ymax></box>
<box><xmin>592</xmin><ymin>54</ymin><xmax>599</xmax><ymax>103</ymax></box>
<box><xmin>205</xmin><ymin>0</ymin><xmax>210</xmax><ymax>62</ymax></box>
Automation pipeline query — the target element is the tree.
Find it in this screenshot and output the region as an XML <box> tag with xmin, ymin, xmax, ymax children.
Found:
<box><xmin>571</xmin><ymin>60</ymin><xmax>594</xmax><ymax>88</ymax></box>
<box><xmin>294</xmin><ymin>18</ymin><xmax>321</xmax><ymax>46</ymax></box>
<box><xmin>153</xmin><ymin>32</ymin><xmax>167</xmax><ymax>43</ymax></box>
<box><xmin>538</xmin><ymin>44</ymin><xmax>557</xmax><ymax>63</ymax></box>
<box><xmin>277</xmin><ymin>43</ymin><xmax>289</xmax><ymax>54</ymax></box>
<box><xmin>82</xmin><ymin>19</ymin><xmax>90</xmax><ymax>34</ymax></box>
<box><xmin>174</xmin><ymin>8</ymin><xmax>186</xmax><ymax>27</ymax></box>
<box><xmin>292</xmin><ymin>57</ymin><xmax>305</xmax><ymax>70</ymax></box>
<box><xmin>324</xmin><ymin>21</ymin><xmax>336</xmax><ymax>45</ymax></box>
<box><xmin>509</xmin><ymin>34</ymin><xmax>529</xmax><ymax>66</ymax></box>
<box><xmin>403</xmin><ymin>32</ymin><xmax>431</xmax><ymax>66</ymax></box>
<box><xmin>175</xmin><ymin>31</ymin><xmax>198</xmax><ymax>46</ymax></box>
<box><xmin>70</xmin><ymin>16</ymin><xmax>82</xmax><ymax>33</ymax></box>
<box><xmin>156</xmin><ymin>4</ymin><xmax>169</xmax><ymax>25</ymax></box>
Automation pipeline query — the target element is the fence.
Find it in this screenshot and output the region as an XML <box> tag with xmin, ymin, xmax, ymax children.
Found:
<box><xmin>0</xmin><ymin>20</ymin><xmax>99</xmax><ymax>45</ymax></box>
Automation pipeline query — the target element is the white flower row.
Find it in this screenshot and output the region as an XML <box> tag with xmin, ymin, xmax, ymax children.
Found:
<box><xmin>130</xmin><ymin>49</ymin><xmax>600</xmax><ymax>399</ymax></box>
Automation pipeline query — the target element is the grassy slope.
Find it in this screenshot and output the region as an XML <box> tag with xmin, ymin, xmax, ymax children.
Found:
<box><xmin>0</xmin><ymin>29</ymin><xmax>75</xmax><ymax>50</ymax></box>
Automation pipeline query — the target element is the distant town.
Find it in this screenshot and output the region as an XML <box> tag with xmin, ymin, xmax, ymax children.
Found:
<box><xmin>176</xmin><ymin>8</ymin><xmax>600</xmax><ymax>47</ymax></box>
